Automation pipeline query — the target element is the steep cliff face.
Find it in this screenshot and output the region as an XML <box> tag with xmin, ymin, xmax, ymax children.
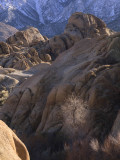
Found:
<box><xmin>0</xmin><ymin>0</ymin><xmax>120</xmax><ymax>38</ymax></box>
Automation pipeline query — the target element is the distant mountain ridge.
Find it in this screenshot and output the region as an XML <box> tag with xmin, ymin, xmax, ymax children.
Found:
<box><xmin>0</xmin><ymin>22</ymin><xmax>18</xmax><ymax>41</ymax></box>
<box><xmin>0</xmin><ymin>0</ymin><xmax>120</xmax><ymax>37</ymax></box>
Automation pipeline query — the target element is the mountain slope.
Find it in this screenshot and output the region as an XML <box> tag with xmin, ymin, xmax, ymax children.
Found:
<box><xmin>0</xmin><ymin>22</ymin><xmax>18</xmax><ymax>41</ymax></box>
<box><xmin>0</xmin><ymin>0</ymin><xmax>119</xmax><ymax>38</ymax></box>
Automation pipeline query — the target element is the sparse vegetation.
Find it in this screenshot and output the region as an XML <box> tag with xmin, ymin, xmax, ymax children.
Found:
<box><xmin>21</xmin><ymin>95</ymin><xmax>120</xmax><ymax>160</ymax></box>
<box><xmin>61</xmin><ymin>95</ymin><xmax>90</xmax><ymax>139</ymax></box>
<box><xmin>66</xmin><ymin>135</ymin><xmax>120</xmax><ymax>160</ymax></box>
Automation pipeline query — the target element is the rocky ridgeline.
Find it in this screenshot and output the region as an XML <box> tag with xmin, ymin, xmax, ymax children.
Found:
<box><xmin>0</xmin><ymin>0</ymin><xmax>120</xmax><ymax>37</ymax></box>
<box><xmin>1</xmin><ymin>12</ymin><xmax>120</xmax><ymax>159</ymax></box>
<box><xmin>0</xmin><ymin>27</ymin><xmax>51</xmax><ymax>108</ymax></box>
<box><xmin>0</xmin><ymin>27</ymin><xmax>51</xmax><ymax>70</ymax></box>
<box><xmin>0</xmin><ymin>13</ymin><xmax>113</xmax><ymax>70</ymax></box>
<box><xmin>34</xmin><ymin>12</ymin><xmax>114</xmax><ymax>59</ymax></box>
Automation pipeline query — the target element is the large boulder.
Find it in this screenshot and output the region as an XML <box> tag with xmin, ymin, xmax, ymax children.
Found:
<box><xmin>0</xmin><ymin>30</ymin><xmax>120</xmax><ymax>143</ymax></box>
<box><xmin>64</xmin><ymin>12</ymin><xmax>113</xmax><ymax>41</ymax></box>
<box><xmin>0</xmin><ymin>120</ymin><xmax>30</xmax><ymax>160</ymax></box>
<box><xmin>35</xmin><ymin>12</ymin><xmax>114</xmax><ymax>59</ymax></box>
<box><xmin>0</xmin><ymin>48</ymin><xmax>44</xmax><ymax>70</ymax></box>
<box><xmin>6</xmin><ymin>27</ymin><xmax>46</xmax><ymax>47</ymax></box>
<box><xmin>0</xmin><ymin>27</ymin><xmax>50</xmax><ymax>70</ymax></box>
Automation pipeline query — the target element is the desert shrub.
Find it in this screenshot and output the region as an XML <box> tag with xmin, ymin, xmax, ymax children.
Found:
<box><xmin>66</xmin><ymin>135</ymin><xmax>120</xmax><ymax>160</ymax></box>
<box><xmin>21</xmin><ymin>95</ymin><xmax>90</xmax><ymax>160</ymax></box>
<box><xmin>61</xmin><ymin>95</ymin><xmax>90</xmax><ymax>140</ymax></box>
<box><xmin>20</xmin><ymin>95</ymin><xmax>119</xmax><ymax>160</ymax></box>
<box><xmin>61</xmin><ymin>94</ymin><xmax>118</xmax><ymax>143</ymax></box>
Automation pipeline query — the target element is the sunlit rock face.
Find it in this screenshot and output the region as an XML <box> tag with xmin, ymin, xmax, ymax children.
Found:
<box><xmin>0</xmin><ymin>0</ymin><xmax>120</xmax><ymax>37</ymax></box>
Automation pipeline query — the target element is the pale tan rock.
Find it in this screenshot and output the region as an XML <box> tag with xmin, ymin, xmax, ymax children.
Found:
<box><xmin>0</xmin><ymin>12</ymin><xmax>115</xmax><ymax>71</ymax></box>
<box><xmin>0</xmin><ymin>49</ymin><xmax>42</xmax><ymax>70</ymax></box>
<box><xmin>0</xmin><ymin>120</ymin><xmax>30</xmax><ymax>160</ymax></box>
<box><xmin>64</xmin><ymin>12</ymin><xmax>113</xmax><ymax>42</ymax></box>
<box><xmin>6</xmin><ymin>27</ymin><xmax>45</xmax><ymax>47</ymax></box>
<box><xmin>35</xmin><ymin>12</ymin><xmax>114</xmax><ymax>59</ymax></box>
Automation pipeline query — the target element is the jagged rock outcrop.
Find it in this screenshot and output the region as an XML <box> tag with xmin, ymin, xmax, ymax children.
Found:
<box><xmin>64</xmin><ymin>12</ymin><xmax>113</xmax><ymax>41</ymax></box>
<box><xmin>0</xmin><ymin>13</ymin><xmax>120</xmax><ymax>143</ymax></box>
<box><xmin>6</xmin><ymin>27</ymin><xmax>46</xmax><ymax>47</ymax></box>
<box><xmin>0</xmin><ymin>120</ymin><xmax>30</xmax><ymax>160</ymax></box>
<box><xmin>35</xmin><ymin>12</ymin><xmax>114</xmax><ymax>59</ymax></box>
<box><xmin>0</xmin><ymin>27</ymin><xmax>51</xmax><ymax>70</ymax></box>
<box><xmin>0</xmin><ymin>0</ymin><xmax>120</xmax><ymax>37</ymax></box>
<box><xmin>0</xmin><ymin>13</ymin><xmax>114</xmax><ymax>70</ymax></box>
<box><xmin>0</xmin><ymin>50</ymin><xmax>42</xmax><ymax>70</ymax></box>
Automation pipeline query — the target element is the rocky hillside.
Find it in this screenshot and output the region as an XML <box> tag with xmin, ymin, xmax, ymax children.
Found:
<box><xmin>0</xmin><ymin>22</ymin><xmax>18</xmax><ymax>41</ymax></box>
<box><xmin>0</xmin><ymin>0</ymin><xmax>120</xmax><ymax>37</ymax></box>
<box><xmin>0</xmin><ymin>12</ymin><xmax>120</xmax><ymax>160</ymax></box>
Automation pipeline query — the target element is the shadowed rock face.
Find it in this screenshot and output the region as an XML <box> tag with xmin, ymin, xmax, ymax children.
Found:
<box><xmin>0</xmin><ymin>120</ymin><xmax>30</xmax><ymax>160</ymax></box>
<box><xmin>0</xmin><ymin>13</ymin><xmax>120</xmax><ymax>143</ymax></box>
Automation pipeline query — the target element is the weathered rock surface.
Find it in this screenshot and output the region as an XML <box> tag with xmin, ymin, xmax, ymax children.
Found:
<box><xmin>0</xmin><ymin>49</ymin><xmax>42</xmax><ymax>70</ymax></box>
<box><xmin>6</xmin><ymin>27</ymin><xmax>46</xmax><ymax>47</ymax></box>
<box><xmin>0</xmin><ymin>27</ymin><xmax>50</xmax><ymax>70</ymax></box>
<box><xmin>0</xmin><ymin>13</ymin><xmax>114</xmax><ymax>71</ymax></box>
<box><xmin>0</xmin><ymin>13</ymin><xmax>120</xmax><ymax>143</ymax></box>
<box><xmin>64</xmin><ymin>12</ymin><xmax>113</xmax><ymax>41</ymax></box>
<box><xmin>0</xmin><ymin>120</ymin><xmax>30</xmax><ymax>160</ymax></box>
<box><xmin>35</xmin><ymin>12</ymin><xmax>114</xmax><ymax>59</ymax></box>
<box><xmin>0</xmin><ymin>63</ymin><xmax>50</xmax><ymax>107</ymax></box>
<box><xmin>0</xmin><ymin>0</ymin><xmax>120</xmax><ymax>37</ymax></box>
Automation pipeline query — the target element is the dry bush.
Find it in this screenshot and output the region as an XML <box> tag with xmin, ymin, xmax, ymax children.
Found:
<box><xmin>66</xmin><ymin>135</ymin><xmax>120</xmax><ymax>160</ymax></box>
<box><xmin>61</xmin><ymin>94</ymin><xmax>118</xmax><ymax>143</ymax></box>
<box><xmin>21</xmin><ymin>95</ymin><xmax>91</xmax><ymax>160</ymax></box>
<box><xmin>20</xmin><ymin>95</ymin><xmax>119</xmax><ymax>160</ymax></box>
<box><xmin>61</xmin><ymin>95</ymin><xmax>91</xmax><ymax>139</ymax></box>
<box><xmin>19</xmin><ymin>95</ymin><xmax>90</xmax><ymax>160</ymax></box>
